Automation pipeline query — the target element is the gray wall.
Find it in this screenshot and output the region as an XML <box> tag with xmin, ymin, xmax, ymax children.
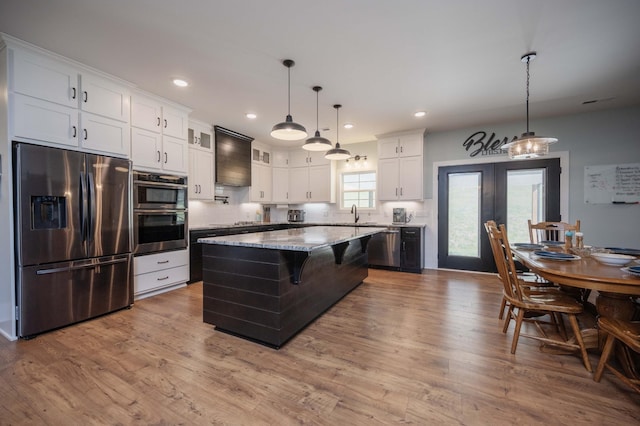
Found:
<box><xmin>423</xmin><ymin>105</ymin><xmax>640</xmax><ymax>249</ymax></box>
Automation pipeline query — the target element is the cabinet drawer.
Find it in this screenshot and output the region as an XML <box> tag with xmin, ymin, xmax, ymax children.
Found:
<box><xmin>134</xmin><ymin>249</ymin><xmax>188</xmax><ymax>275</ymax></box>
<box><xmin>134</xmin><ymin>265</ymin><xmax>189</xmax><ymax>295</ymax></box>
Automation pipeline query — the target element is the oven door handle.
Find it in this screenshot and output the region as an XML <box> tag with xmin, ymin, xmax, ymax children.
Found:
<box><xmin>134</xmin><ymin>209</ymin><xmax>187</xmax><ymax>214</ymax></box>
<box><xmin>133</xmin><ymin>180</ymin><xmax>187</xmax><ymax>189</ymax></box>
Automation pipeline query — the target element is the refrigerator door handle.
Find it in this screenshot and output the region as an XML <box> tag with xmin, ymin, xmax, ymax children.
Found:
<box><xmin>87</xmin><ymin>172</ymin><xmax>96</xmax><ymax>242</ymax></box>
<box><xmin>80</xmin><ymin>172</ymin><xmax>88</xmax><ymax>243</ymax></box>
<box><xmin>36</xmin><ymin>257</ymin><xmax>128</xmax><ymax>275</ymax></box>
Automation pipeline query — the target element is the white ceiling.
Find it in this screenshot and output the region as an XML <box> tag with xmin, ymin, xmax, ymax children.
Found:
<box><xmin>1</xmin><ymin>0</ymin><xmax>639</xmax><ymax>146</ymax></box>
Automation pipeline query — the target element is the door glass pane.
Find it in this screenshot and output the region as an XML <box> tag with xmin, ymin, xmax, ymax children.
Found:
<box><xmin>448</xmin><ymin>172</ymin><xmax>480</xmax><ymax>257</ymax></box>
<box><xmin>506</xmin><ymin>168</ymin><xmax>545</xmax><ymax>242</ymax></box>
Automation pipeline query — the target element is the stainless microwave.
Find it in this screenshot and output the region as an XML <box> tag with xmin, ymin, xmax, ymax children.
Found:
<box><xmin>133</xmin><ymin>171</ymin><xmax>187</xmax><ymax>210</ymax></box>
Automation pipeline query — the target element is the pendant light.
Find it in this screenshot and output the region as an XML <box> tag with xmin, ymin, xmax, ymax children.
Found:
<box><xmin>302</xmin><ymin>86</ymin><xmax>332</xmax><ymax>151</ymax></box>
<box><xmin>325</xmin><ymin>104</ymin><xmax>351</xmax><ymax>160</ymax></box>
<box><xmin>502</xmin><ymin>52</ymin><xmax>558</xmax><ymax>159</ymax></box>
<box><xmin>271</xmin><ymin>59</ymin><xmax>307</xmax><ymax>140</ymax></box>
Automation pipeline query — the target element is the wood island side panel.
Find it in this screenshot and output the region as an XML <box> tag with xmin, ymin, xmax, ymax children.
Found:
<box><xmin>202</xmin><ymin>241</ymin><xmax>368</xmax><ymax>348</ymax></box>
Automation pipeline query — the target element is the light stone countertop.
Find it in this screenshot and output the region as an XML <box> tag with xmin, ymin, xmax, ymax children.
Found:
<box><xmin>198</xmin><ymin>225</ymin><xmax>387</xmax><ymax>252</ymax></box>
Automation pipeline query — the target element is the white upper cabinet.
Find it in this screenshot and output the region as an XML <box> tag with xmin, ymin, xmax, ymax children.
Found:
<box><xmin>378</xmin><ymin>133</ymin><xmax>423</xmax><ymax>159</ymax></box>
<box><xmin>9</xmin><ymin>44</ymin><xmax>132</xmax><ymax>157</ymax></box>
<box><xmin>131</xmin><ymin>93</ymin><xmax>190</xmax><ymax>174</ymax></box>
<box><xmin>377</xmin><ymin>131</ymin><xmax>424</xmax><ymax>201</ymax></box>
<box><xmin>252</xmin><ymin>142</ymin><xmax>271</xmax><ymax>165</ymax></box>
<box><xmin>131</xmin><ymin>95</ymin><xmax>188</xmax><ymax>139</ymax></box>
<box><xmin>272</xmin><ymin>149</ymin><xmax>289</xmax><ymax>167</ymax></box>
<box><xmin>188</xmin><ymin>120</ymin><xmax>213</xmax><ymax>151</ymax></box>
<box><xmin>12</xmin><ymin>48</ymin><xmax>78</xmax><ymax>108</ymax></box>
<box><xmin>251</xmin><ymin>162</ymin><xmax>273</xmax><ymax>202</ymax></box>
<box><xmin>272</xmin><ymin>166</ymin><xmax>290</xmax><ymax>203</ymax></box>
<box><xmin>189</xmin><ymin>149</ymin><xmax>214</xmax><ymax>200</ymax></box>
<box><xmin>162</xmin><ymin>105</ymin><xmax>189</xmax><ymax>139</ymax></box>
<box><xmin>80</xmin><ymin>72</ymin><xmax>130</xmax><ymax>122</ymax></box>
<box><xmin>289</xmin><ymin>150</ymin><xmax>330</xmax><ymax>168</ymax></box>
<box><xmin>131</xmin><ymin>95</ymin><xmax>164</xmax><ymax>132</ymax></box>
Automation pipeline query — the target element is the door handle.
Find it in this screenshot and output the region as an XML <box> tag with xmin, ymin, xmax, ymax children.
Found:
<box><xmin>72</xmin><ymin>126</ymin><xmax>77</xmax><ymax>138</ymax></box>
<box><xmin>164</xmin><ymin>119</ymin><xmax>168</xmax><ymax>128</ymax></box>
<box><xmin>157</xmin><ymin>150</ymin><xmax>161</xmax><ymax>162</ymax></box>
<box><xmin>83</xmin><ymin>91</ymin><xmax>88</xmax><ymax>103</ymax></box>
<box><xmin>164</xmin><ymin>152</ymin><xmax>168</xmax><ymax>163</ymax></box>
<box><xmin>157</xmin><ymin>117</ymin><xmax>161</xmax><ymax>127</ymax></box>
<box><xmin>36</xmin><ymin>257</ymin><xmax>128</xmax><ymax>275</ymax></box>
<box><xmin>71</xmin><ymin>87</ymin><xmax>76</xmax><ymax>99</ymax></box>
<box><xmin>87</xmin><ymin>172</ymin><xmax>96</xmax><ymax>242</ymax></box>
<box><xmin>83</xmin><ymin>129</ymin><xmax>88</xmax><ymax>140</ymax></box>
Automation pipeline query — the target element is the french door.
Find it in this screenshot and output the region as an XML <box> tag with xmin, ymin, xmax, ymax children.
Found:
<box><xmin>437</xmin><ymin>158</ymin><xmax>560</xmax><ymax>272</ymax></box>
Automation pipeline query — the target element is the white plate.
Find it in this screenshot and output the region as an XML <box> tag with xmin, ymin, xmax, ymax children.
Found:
<box><xmin>591</xmin><ymin>252</ymin><xmax>636</xmax><ymax>266</ymax></box>
<box><xmin>620</xmin><ymin>266</ymin><xmax>640</xmax><ymax>277</ymax></box>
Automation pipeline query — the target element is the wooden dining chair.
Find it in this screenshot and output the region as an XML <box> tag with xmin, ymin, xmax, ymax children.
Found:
<box><xmin>593</xmin><ymin>317</ymin><xmax>640</xmax><ymax>393</ymax></box>
<box><xmin>485</xmin><ymin>220</ymin><xmax>559</xmax><ymax>320</ymax></box>
<box><xmin>528</xmin><ymin>220</ymin><xmax>581</xmax><ymax>244</ymax></box>
<box><xmin>485</xmin><ymin>221</ymin><xmax>592</xmax><ymax>372</ymax></box>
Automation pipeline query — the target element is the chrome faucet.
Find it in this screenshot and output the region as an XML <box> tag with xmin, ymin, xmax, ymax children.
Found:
<box><xmin>351</xmin><ymin>204</ymin><xmax>360</xmax><ymax>223</ymax></box>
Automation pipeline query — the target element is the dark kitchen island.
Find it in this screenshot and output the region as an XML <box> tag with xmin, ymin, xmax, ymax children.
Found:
<box><xmin>199</xmin><ymin>226</ymin><xmax>384</xmax><ymax>348</ymax></box>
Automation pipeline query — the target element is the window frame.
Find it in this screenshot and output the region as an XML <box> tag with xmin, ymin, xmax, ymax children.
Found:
<box><xmin>340</xmin><ymin>169</ymin><xmax>377</xmax><ymax>211</ymax></box>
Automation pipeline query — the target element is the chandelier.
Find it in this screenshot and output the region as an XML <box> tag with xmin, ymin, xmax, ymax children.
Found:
<box><xmin>502</xmin><ymin>52</ymin><xmax>558</xmax><ymax>159</ymax></box>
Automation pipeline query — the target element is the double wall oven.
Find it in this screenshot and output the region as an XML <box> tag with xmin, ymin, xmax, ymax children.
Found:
<box><xmin>133</xmin><ymin>171</ymin><xmax>188</xmax><ymax>255</ymax></box>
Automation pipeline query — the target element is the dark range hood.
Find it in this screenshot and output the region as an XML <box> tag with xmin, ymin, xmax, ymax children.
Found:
<box><xmin>214</xmin><ymin>126</ymin><xmax>253</xmax><ymax>187</ymax></box>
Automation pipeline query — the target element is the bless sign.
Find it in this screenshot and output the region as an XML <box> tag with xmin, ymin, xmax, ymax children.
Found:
<box><xmin>463</xmin><ymin>131</ymin><xmax>518</xmax><ymax>157</ymax></box>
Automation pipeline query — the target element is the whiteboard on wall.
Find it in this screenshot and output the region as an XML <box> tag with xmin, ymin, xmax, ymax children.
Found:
<box><xmin>584</xmin><ymin>163</ymin><xmax>640</xmax><ymax>204</ymax></box>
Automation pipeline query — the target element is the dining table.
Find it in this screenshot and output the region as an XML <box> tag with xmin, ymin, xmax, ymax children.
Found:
<box><xmin>512</xmin><ymin>247</ymin><xmax>640</xmax><ymax>377</ymax></box>
<box><xmin>511</xmin><ymin>248</ymin><xmax>640</xmax><ymax>319</ymax></box>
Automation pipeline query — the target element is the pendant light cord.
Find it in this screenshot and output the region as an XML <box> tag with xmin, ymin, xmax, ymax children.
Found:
<box><xmin>336</xmin><ymin>106</ymin><xmax>340</xmax><ymax>144</ymax></box>
<box><xmin>525</xmin><ymin>55</ymin><xmax>530</xmax><ymax>134</ymax></box>
<box><xmin>316</xmin><ymin>90</ymin><xmax>319</xmax><ymax>130</ymax></box>
<box><xmin>287</xmin><ymin>66</ymin><xmax>291</xmax><ymax>116</ymax></box>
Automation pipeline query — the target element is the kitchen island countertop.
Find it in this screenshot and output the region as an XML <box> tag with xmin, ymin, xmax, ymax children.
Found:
<box><xmin>198</xmin><ymin>225</ymin><xmax>386</xmax><ymax>252</ymax></box>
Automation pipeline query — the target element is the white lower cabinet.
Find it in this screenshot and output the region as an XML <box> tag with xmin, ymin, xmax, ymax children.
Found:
<box><xmin>134</xmin><ymin>249</ymin><xmax>189</xmax><ymax>299</ymax></box>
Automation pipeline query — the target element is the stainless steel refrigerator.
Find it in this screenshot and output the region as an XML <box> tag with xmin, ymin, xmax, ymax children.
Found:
<box><xmin>14</xmin><ymin>143</ymin><xmax>132</xmax><ymax>337</ymax></box>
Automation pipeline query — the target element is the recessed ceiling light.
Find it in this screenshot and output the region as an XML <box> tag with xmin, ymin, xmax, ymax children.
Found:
<box><xmin>343</xmin><ymin>123</ymin><xmax>354</xmax><ymax>129</ymax></box>
<box><xmin>173</xmin><ymin>79</ymin><xmax>189</xmax><ymax>87</ymax></box>
<box><xmin>414</xmin><ymin>111</ymin><xmax>427</xmax><ymax>118</ymax></box>
<box><xmin>246</xmin><ymin>113</ymin><xmax>257</xmax><ymax>119</ymax></box>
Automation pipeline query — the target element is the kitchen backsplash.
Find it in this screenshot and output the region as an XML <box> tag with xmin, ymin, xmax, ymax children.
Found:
<box><xmin>189</xmin><ymin>195</ymin><xmax>429</xmax><ymax>228</ymax></box>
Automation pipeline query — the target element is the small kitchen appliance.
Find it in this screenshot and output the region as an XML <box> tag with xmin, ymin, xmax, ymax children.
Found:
<box><xmin>287</xmin><ymin>209</ymin><xmax>305</xmax><ymax>222</ymax></box>
<box><xmin>392</xmin><ymin>208</ymin><xmax>407</xmax><ymax>224</ymax></box>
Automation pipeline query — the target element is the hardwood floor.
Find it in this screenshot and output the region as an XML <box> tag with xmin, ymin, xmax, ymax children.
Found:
<box><xmin>1</xmin><ymin>269</ymin><xmax>638</xmax><ymax>425</ymax></box>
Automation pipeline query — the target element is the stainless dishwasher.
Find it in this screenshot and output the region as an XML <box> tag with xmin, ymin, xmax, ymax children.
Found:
<box><xmin>367</xmin><ymin>227</ymin><xmax>401</xmax><ymax>268</ymax></box>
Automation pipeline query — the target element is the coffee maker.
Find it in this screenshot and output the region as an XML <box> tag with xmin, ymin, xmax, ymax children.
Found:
<box><xmin>287</xmin><ymin>209</ymin><xmax>305</xmax><ymax>222</ymax></box>
<box><xmin>392</xmin><ymin>208</ymin><xmax>407</xmax><ymax>224</ymax></box>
